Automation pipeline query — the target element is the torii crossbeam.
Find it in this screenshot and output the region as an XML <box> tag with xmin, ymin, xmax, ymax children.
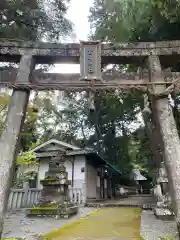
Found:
<box><xmin>0</xmin><ymin>68</ymin><xmax>179</xmax><ymax>91</ymax></box>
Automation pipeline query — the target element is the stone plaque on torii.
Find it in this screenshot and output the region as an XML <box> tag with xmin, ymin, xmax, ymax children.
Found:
<box><xmin>80</xmin><ymin>41</ymin><xmax>102</xmax><ymax>110</ymax></box>
<box><xmin>80</xmin><ymin>41</ymin><xmax>102</xmax><ymax>81</ymax></box>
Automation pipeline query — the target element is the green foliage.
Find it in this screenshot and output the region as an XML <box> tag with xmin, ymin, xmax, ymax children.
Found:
<box><xmin>14</xmin><ymin>170</ymin><xmax>38</xmax><ymax>188</ymax></box>
<box><xmin>89</xmin><ymin>0</ymin><xmax>180</xmax><ymax>42</ymax></box>
<box><xmin>32</xmin><ymin>88</ymin><xmax>153</xmax><ymax>179</ymax></box>
<box><xmin>16</xmin><ymin>151</ymin><xmax>37</xmax><ymax>165</ymax></box>
<box><xmin>0</xmin><ymin>0</ymin><xmax>73</xmax><ymax>41</ymax></box>
<box><xmin>87</xmin><ymin>0</ymin><xmax>180</xmax><ymax>180</ymax></box>
<box><xmin>0</xmin><ymin>92</ymin><xmax>40</xmax><ymax>151</ymax></box>
<box><xmin>83</xmin><ymin>90</ymin><xmax>143</xmax><ymax>176</ymax></box>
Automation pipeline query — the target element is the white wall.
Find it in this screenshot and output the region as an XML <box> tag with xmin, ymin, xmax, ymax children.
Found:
<box><xmin>37</xmin><ymin>160</ymin><xmax>49</xmax><ymax>189</ymax></box>
<box><xmin>104</xmin><ymin>179</ymin><xmax>107</xmax><ymax>189</ymax></box>
<box><xmin>97</xmin><ymin>176</ymin><xmax>100</xmax><ymax>187</ymax></box>
<box><xmin>86</xmin><ymin>163</ymin><xmax>97</xmax><ymax>199</ymax></box>
<box><xmin>64</xmin><ymin>155</ymin><xmax>86</xmax><ymax>188</ymax></box>
<box><xmin>37</xmin><ymin>155</ymin><xmax>86</xmax><ymax>189</ymax></box>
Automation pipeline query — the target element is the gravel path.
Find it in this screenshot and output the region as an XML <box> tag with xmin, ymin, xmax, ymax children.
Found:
<box><xmin>141</xmin><ymin>210</ymin><xmax>178</xmax><ymax>240</ymax></box>
<box><xmin>2</xmin><ymin>207</ymin><xmax>98</xmax><ymax>239</ymax></box>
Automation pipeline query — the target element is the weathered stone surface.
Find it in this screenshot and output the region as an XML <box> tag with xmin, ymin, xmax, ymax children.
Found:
<box><xmin>154</xmin><ymin>208</ymin><xmax>175</xmax><ymax>221</ymax></box>
<box><xmin>0</xmin><ymin>68</ymin><xmax>180</xmax><ymax>91</ymax></box>
<box><xmin>28</xmin><ymin>155</ymin><xmax>78</xmax><ymax>218</ymax></box>
<box><xmin>24</xmin><ymin>234</ymin><xmax>44</xmax><ymax>240</ymax></box>
<box><xmin>0</xmin><ymin>55</ymin><xmax>35</xmax><ymax>237</ymax></box>
<box><xmin>1</xmin><ymin>39</ymin><xmax>180</xmax><ymax>64</ymax></box>
<box><xmin>141</xmin><ymin>210</ymin><xmax>178</xmax><ymax>240</ymax></box>
<box><xmin>80</xmin><ymin>41</ymin><xmax>102</xmax><ymax>80</ymax></box>
<box><xmin>2</xmin><ymin>208</ymin><xmax>98</xmax><ymax>238</ymax></box>
<box><xmin>147</xmin><ymin>55</ymin><xmax>180</xmax><ymax>238</ymax></box>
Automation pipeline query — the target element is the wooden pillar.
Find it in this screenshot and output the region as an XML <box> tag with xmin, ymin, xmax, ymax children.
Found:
<box><xmin>71</xmin><ymin>156</ymin><xmax>75</xmax><ymax>188</ymax></box>
<box><xmin>147</xmin><ymin>55</ymin><xmax>180</xmax><ymax>235</ymax></box>
<box><xmin>0</xmin><ymin>55</ymin><xmax>35</xmax><ymax>236</ymax></box>
<box><xmin>100</xmin><ymin>168</ymin><xmax>104</xmax><ymax>199</ymax></box>
<box><xmin>108</xmin><ymin>177</ymin><xmax>112</xmax><ymax>198</ymax></box>
<box><xmin>111</xmin><ymin>177</ymin><xmax>115</xmax><ymax>197</ymax></box>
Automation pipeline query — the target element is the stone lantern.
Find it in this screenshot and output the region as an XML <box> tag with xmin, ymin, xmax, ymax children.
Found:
<box><xmin>153</xmin><ymin>162</ymin><xmax>174</xmax><ymax>220</ymax></box>
<box><xmin>27</xmin><ymin>151</ymin><xmax>78</xmax><ymax>218</ymax></box>
<box><xmin>157</xmin><ymin>162</ymin><xmax>169</xmax><ymax>196</ymax></box>
<box><xmin>39</xmin><ymin>153</ymin><xmax>70</xmax><ymax>203</ymax></box>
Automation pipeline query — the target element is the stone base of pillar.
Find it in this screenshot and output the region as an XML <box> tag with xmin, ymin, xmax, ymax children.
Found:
<box><xmin>153</xmin><ymin>195</ymin><xmax>174</xmax><ymax>221</ymax></box>
<box><xmin>153</xmin><ymin>207</ymin><xmax>174</xmax><ymax>221</ymax></box>
<box><xmin>153</xmin><ymin>184</ymin><xmax>174</xmax><ymax>220</ymax></box>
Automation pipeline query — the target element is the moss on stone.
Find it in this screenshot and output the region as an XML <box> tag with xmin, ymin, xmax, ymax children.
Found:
<box><xmin>33</xmin><ymin>203</ymin><xmax>59</xmax><ymax>208</ymax></box>
<box><xmin>40</xmin><ymin>178</ymin><xmax>57</xmax><ymax>185</ymax></box>
<box><xmin>28</xmin><ymin>203</ymin><xmax>61</xmax><ymax>216</ymax></box>
<box><xmin>30</xmin><ymin>207</ymin><xmax>58</xmax><ymax>211</ymax></box>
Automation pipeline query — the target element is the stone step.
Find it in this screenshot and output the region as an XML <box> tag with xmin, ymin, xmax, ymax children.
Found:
<box><xmin>85</xmin><ymin>203</ymin><xmax>154</xmax><ymax>210</ymax></box>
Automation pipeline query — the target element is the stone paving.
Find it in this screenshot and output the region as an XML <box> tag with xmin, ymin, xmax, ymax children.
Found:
<box><xmin>141</xmin><ymin>210</ymin><xmax>178</xmax><ymax>240</ymax></box>
<box><xmin>86</xmin><ymin>195</ymin><xmax>156</xmax><ymax>211</ymax></box>
<box><xmin>2</xmin><ymin>207</ymin><xmax>98</xmax><ymax>239</ymax></box>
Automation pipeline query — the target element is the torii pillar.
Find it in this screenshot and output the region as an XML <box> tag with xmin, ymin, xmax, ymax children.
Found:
<box><xmin>0</xmin><ymin>55</ymin><xmax>35</xmax><ymax>236</ymax></box>
<box><xmin>147</xmin><ymin>55</ymin><xmax>180</xmax><ymax>236</ymax></box>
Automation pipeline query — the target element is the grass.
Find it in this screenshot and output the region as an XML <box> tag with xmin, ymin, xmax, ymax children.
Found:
<box><xmin>44</xmin><ymin>207</ymin><xmax>142</xmax><ymax>240</ymax></box>
<box><xmin>2</xmin><ymin>238</ymin><xmax>22</xmax><ymax>240</ymax></box>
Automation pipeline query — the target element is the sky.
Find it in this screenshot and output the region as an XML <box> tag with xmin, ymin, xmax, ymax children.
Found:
<box><xmin>50</xmin><ymin>0</ymin><xmax>94</xmax><ymax>74</ymax></box>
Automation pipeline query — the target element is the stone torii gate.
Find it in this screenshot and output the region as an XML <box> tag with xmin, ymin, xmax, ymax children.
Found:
<box><xmin>0</xmin><ymin>40</ymin><xmax>180</xmax><ymax>236</ymax></box>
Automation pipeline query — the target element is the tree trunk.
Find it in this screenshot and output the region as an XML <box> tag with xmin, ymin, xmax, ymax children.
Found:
<box><xmin>147</xmin><ymin>55</ymin><xmax>180</xmax><ymax>236</ymax></box>
<box><xmin>0</xmin><ymin>55</ymin><xmax>35</xmax><ymax>237</ymax></box>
